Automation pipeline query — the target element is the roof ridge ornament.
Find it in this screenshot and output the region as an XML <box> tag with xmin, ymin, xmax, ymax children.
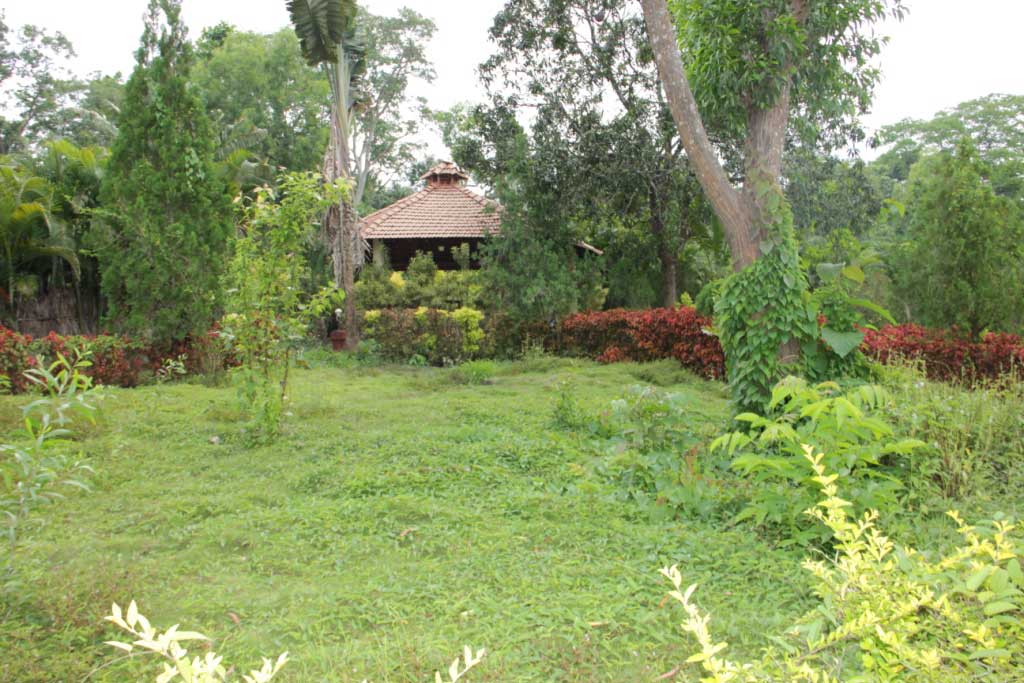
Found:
<box><xmin>421</xmin><ymin>161</ymin><xmax>470</xmax><ymax>187</ymax></box>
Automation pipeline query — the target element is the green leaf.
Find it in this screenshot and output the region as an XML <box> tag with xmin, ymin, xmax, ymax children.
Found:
<box><xmin>847</xmin><ymin>298</ymin><xmax>897</xmax><ymax>325</ymax></box>
<box><xmin>982</xmin><ymin>600</ymin><xmax>1016</xmax><ymax>616</ymax></box>
<box><xmin>841</xmin><ymin>265</ymin><xmax>865</xmax><ymax>283</ymax></box>
<box><xmin>815</xmin><ymin>262</ymin><xmax>844</xmax><ymax>283</ymax></box>
<box><xmin>965</xmin><ymin>566</ymin><xmax>995</xmax><ymax>592</ymax></box>
<box><xmin>820</xmin><ymin>328</ymin><xmax>865</xmax><ymax>359</ymax></box>
<box><xmin>286</xmin><ymin>0</ymin><xmax>355</xmax><ymax>66</ymax></box>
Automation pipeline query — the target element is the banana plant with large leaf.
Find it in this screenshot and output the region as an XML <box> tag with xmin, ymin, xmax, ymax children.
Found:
<box><xmin>286</xmin><ymin>0</ymin><xmax>366</xmax><ymax>349</ymax></box>
<box><xmin>0</xmin><ymin>165</ymin><xmax>81</xmax><ymax>328</ymax></box>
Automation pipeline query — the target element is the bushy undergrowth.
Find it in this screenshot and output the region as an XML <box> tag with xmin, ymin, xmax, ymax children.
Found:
<box><xmin>712</xmin><ymin>377</ymin><xmax>925</xmax><ymax>545</ymax></box>
<box><xmin>879</xmin><ymin>362</ymin><xmax>1024</xmax><ymax>502</ymax></box>
<box><xmin>668</xmin><ymin>448</ymin><xmax>1024</xmax><ymax>683</ymax></box>
<box><xmin>448</xmin><ymin>359</ymin><xmax>498</xmax><ymax>385</ymax></box>
<box><xmin>568</xmin><ymin>384</ymin><xmax>731</xmax><ymax>521</ymax></box>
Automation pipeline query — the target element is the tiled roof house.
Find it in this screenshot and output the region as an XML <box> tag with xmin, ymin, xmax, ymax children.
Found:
<box><xmin>360</xmin><ymin>162</ymin><xmax>502</xmax><ymax>270</ymax></box>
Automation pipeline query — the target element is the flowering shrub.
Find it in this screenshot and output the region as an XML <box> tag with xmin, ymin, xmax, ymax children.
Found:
<box><xmin>863</xmin><ymin>324</ymin><xmax>1024</xmax><ymax>382</ymax></box>
<box><xmin>363</xmin><ymin>307</ymin><xmax>487</xmax><ymax>365</ymax></box>
<box><xmin>560</xmin><ymin>307</ymin><xmax>725</xmax><ymax>379</ymax></box>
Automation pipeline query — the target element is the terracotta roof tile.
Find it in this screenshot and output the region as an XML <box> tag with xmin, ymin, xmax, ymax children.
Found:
<box><xmin>360</xmin><ymin>185</ymin><xmax>503</xmax><ymax>240</ymax></box>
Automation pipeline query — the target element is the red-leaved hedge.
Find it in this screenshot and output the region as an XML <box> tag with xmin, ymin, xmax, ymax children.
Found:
<box><xmin>863</xmin><ymin>324</ymin><xmax>1024</xmax><ymax>382</ymax></box>
<box><xmin>5</xmin><ymin>318</ymin><xmax>1023</xmax><ymax>393</ymax></box>
<box><xmin>28</xmin><ymin>331</ymin><xmax>149</xmax><ymax>388</ymax></box>
<box><xmin>559</xmin><ymin>307</ymin><xmax>726</xmax><ymax>379</ymax></box>
<box><xmin>0</xmin><ymin>326</ymin><xmax>231</xmax><ymax>392</ymax></box>
<box><xmin>555</xmin><ymin>312</ymin><xmax>1024</xmax><ymax>384</ymax></box>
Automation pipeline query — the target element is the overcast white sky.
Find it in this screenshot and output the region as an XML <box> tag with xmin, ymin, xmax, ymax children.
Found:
<box><xmin>5</xmin><ymin>0</ymin><xmax>1024</xmax><ymax>159</ymax></box>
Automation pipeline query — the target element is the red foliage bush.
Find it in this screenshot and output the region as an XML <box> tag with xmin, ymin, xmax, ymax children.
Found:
<box><xmin>560</xmin><ymin>307</ymin><xmax>726</xmax><ymax>379</ymax></box>
<box><xmin>0</xmin><ymin>326</ymin><xmax>35</xmax><ymax>392</ymax></box>
<box><xmin>27</xmin><ymin>332</ymin><xmax>149</xmax><ymax>388</ymax></box>
<box><xmin>0</xmin><ymin>325</ymin><xmax>233</xmax><ymax>392</ymax></box>
<box><xmin>862</xmin><ymin>324</ymin><xmax>1024</xmax><ymax>382</ymax></box>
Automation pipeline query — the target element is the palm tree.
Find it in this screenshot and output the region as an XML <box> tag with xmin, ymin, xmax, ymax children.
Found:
<box><xmin>39</xmin><ymin>140</ymin><xmax>108</xmax><ymax>331</ymax></box>
<box><xmin>0</xmin><ymin>165</ymin><xmax>80</xmax><ymax>328</ymax></box>
<box><xmin>286</xmin><ymin>0</ymin><xmax>365</xmax><ymax>349</ymax></box>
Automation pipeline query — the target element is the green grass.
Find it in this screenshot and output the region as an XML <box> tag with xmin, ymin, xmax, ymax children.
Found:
<box><xmin>1</xmin><ymin>361</ymin><xmax>812</xmax><ymax>683</ymax></box>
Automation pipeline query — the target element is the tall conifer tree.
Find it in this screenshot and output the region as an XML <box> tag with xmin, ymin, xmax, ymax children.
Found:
<box><xmin>94</xmin><ymin>0</ymin><xmax>230</xmax><ymax>342</ymax></box>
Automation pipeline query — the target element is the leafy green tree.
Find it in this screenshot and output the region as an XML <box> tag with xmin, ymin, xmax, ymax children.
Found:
<box><xmin>349</xmin><ymin>8</ymin><xmax>436</xmax><ymax>211</ymax></box>
<box><xmin>192</xmin><ymin>27</ymin><xmax>330</xmax><ymax>173</ymax></box>
<box><xmin>478</xmin><ymin>132</ymin><xmax>604</xmax><ymax>322</ymax></box>
<box><xmin>0</xmin><ymin>21</ymin><xmax>82</xmax><ymax>154</ymax></box>
<box><xmin>893</xmin><ymin>140</ymin><xmax>1024</xmax><ymax>338</ymax></box>
<box><xmin>58</xmin><ymin>73</ymin><xmax>125</xmax><ymax>149</ymax></box>
<box><xmin>785</xmin><ymin>149</ymin><xmax>883</xmax><ymax>240</ymax></box>
<box><xmin>640</xmin><ymin>0</ymin><xmax>904</xmax><ymax>410</ymax></box>
<box><xmin>477</xmin><ymin>0</ymin><xmax>717</xmax><ymax>307</ymax></box>
<box><xmin>92</xmin><ymin>0</ymin><xmax>232</xmax><ymax>342</ymax></box>
<box><xmin>872</xmin><ymin>94</ymin><xmax>1024</xmax><ymax>200</ymax></box>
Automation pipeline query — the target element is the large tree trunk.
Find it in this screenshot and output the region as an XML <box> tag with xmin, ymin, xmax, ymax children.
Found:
<box><xmin>740</xmin><ymin>86</ymin><xmax>791</xmax><ymax>244</ymax></box>
<box><xmin>639</xmin><ymin>0</ymin><xmax>758</xmax><ymax>273</ymax></box>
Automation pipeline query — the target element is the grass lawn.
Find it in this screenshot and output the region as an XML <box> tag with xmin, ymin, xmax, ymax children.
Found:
<box><xmin>1</xmin><ymin>360</ymin><xmax>816</xmax><ymax>682</ymax></box>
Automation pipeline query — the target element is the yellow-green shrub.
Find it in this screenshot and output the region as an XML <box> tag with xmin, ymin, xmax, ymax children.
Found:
<box><xmin>361</xmin><ymin>307</ymin><xmax>488</xmax><ymax>365</ymax></box>
<box><xmin>665</xmin><ymin>446</ymin><xmax>1023</xmax><ymax>682</ymax></box>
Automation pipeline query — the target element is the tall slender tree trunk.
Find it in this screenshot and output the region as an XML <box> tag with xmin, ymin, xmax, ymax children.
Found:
<box><xmin>340</xmin><ymin>201</ymin><xmax>359</xmax><ymax>349</ymax></box>
<box><xmin>659</xmin><ymin>241</ymin><xmax>678</xmax><ymax>308</ymax></box>
<box><xmin>648</xmin><ymin>188</ymin><xmax>678</xmax><ymax>307</ymax></box>
<box><xmin>639</xmin><ymin>0</ymin><xmax>757</xmax><ymax>272</ymax></box>
<box><xmin>324</xmin><ymin>103</ymin><xmax>360</xmax><ymax>351</ymax></box>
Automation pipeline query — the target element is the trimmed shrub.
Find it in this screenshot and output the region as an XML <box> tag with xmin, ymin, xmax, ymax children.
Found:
<box><xmin>863</xmin><ymin>324</ymin><xmax>1024</xmax><ymax>382</ymax></box>
<box><xmin>363</xmin><ymin>307</ymin><xmax>487</xmax><ymax>366</ymax></box>
<box><xmin>560</xmin><ymin>307</ymin><xmax>726</xmax><ymax>379</ymax></box>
